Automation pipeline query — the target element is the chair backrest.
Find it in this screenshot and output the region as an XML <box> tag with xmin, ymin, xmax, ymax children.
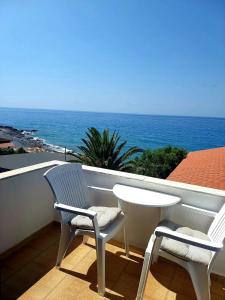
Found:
<box><xmin>208</xmin><ymin>203</ymin><xmax>225</xmax><ymax>244</ymax></box>
<box><xmin>44</xmin><ymin>163</ymin><xmax>88</xmax><ymax>223</ymax></box>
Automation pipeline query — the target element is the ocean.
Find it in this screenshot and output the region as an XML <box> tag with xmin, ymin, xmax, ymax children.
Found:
<box><xmin>0</xmin><ymin>107</ymin><xmax>224</xmax><ymax>153</ymax></box>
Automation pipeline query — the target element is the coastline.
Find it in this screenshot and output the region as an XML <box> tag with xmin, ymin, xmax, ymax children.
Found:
<box><xmin>0</xmin><ymin>108</ymin><xmax>224</xmax><ymax>152</ymax></box>
<box><xmin>0</xmin><ymin>125</ymin><xmax>67</xmax><ymax>153</ymax></box>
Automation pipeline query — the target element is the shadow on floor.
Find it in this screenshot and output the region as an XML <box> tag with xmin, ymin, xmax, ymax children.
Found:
<box><xmin>1</xmin><ymin>223</ymin><xmax>224</xmax><ymax>300</ymax></box>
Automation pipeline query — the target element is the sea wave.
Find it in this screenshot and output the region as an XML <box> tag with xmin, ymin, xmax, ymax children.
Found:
<box><xmin>32</xmin><ymin>135</ymin><xmax>72</xmax><ymax>153</ymax></box>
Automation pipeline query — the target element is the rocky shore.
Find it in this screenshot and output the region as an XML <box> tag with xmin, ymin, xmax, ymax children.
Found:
<box><xmin>0</xmin><ymin>125</ymin><xmax>61</xmax><ymax>153</ymax></box>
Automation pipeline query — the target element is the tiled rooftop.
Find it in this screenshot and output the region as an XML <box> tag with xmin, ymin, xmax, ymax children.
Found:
<box><xmin>1</xmin><ymin>223</ymin><xmax>225</xmax><ymax>300</ymax></box>
<box><xmin>167</xmin><ymin>147</ymin><xmax>225</xmax><ymax>190</ymax></box>
<box><xmin>0</xmin><ymin>142</ymin><xmax>14</xmax><ymax>149</ymax></box>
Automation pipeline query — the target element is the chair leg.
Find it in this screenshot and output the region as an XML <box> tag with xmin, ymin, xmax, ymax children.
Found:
<box><xmin>56</xmin><ymin>223</ymin><xmax>73</xmax><ymax>268</ymax></box>
<box><xmin>124</xmin><ymin>223</ymin><xmax>129</xmax><ymax>257</ymax></box>
<box><xmin>187</xmin><ymin>262</ymin><xmax>211</xmax><ymax>300</ymax></box>
<box><xmin>136</xmin><ymin>237</ymin><xmax>154</xmax><ymax>300</ymax></box>
<box><xmin>96</xmin><ymin>237</ymin><xmax>105</xmax><ymax>296</ymax></box>
<box><xmin>152</xmin><ymin>236</ymin><xmax>162</xmax><ymax>264</ymax></box>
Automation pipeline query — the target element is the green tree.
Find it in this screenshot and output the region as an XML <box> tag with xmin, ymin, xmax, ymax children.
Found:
<box><xmin>0</xmin><ymin>147</ymin><xmax>27</xmax><ymax>155</ymax></box>
<box><xmin>132</xmin><ymin>146</ymin><xmax>187</xmax><ymax>179</ymax></box>
<box><xmin>70</xmin><ymin>127</ymin><xmax>142</xmax><ymax>171</ymax></box>
<box><xmin>16</xmin><ymin>147</ymin><xmax>27</xmax><ymax>154</ymax></box>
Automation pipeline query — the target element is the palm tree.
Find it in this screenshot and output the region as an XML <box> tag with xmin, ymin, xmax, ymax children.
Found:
<box><xmin>70</xmin><ymin>127</ymin><xmax>142</xmax><ymax>171</ymax></box>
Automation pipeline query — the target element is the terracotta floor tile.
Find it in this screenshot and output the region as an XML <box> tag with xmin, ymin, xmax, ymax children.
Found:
<box><xmin>211</xmin><ymin>293</ymin><xmax>225</xmax><ymax>300</ymax></box>
<box><xmin>0</xmin><ymin>283</ymin><xmax>19</xmax><ymax>300</ymax></box>
<box><xmin>71</xmin><ymin>260</ymin><xmax>96</xmax><ymax>279</ymax></box>
<box><xmin>125</xmin><ymin>259</ymin><xmax>143</xmax><ymax>278</ymax></box>
<box><xmin>66</xmin><ymin>237</ymin><xmax>83</xmax><ymax>253</ymax></box>
<box><xmin>104</xmin><ymin>288</ymin><xmax>124</xmax><ymax>300</ymax></box>
<box><xmin>105</xmin><ymin>243</ymin><xmax>121</xmax><ymax>254</ymax></box>
<box><xmin>57</xmin><ymin>261</ymin><xmax>75</xmax><ymax>273</ymax></box>
<box><xmin>211</xmin><ymin>279</ymin><xmax>225</xmax><ymax>297</ymax></box>
<box><xmin>216</xmin><ymin>275</ymin><xmax>225</xmax><ymax>285</ymax></box>
<box><xmin>129</xmin><ymin>246</ymin><xmax>144</xmax><ymax>258</ymax></box>
<box><xmin>85</xmin><ymin>237</ymin><xmax>96</xmax><ymax>247</ymax></box>
<box><xmin>169</xmin><ymin>271</ymin><xmax>196</xmax><ymax>298</ymax></box>
<box><xmin>30</xmin><ymin>232</ymin><xmax>59</xmax><ymax>252</ymax></box>
<box><xmin>77</xmin><ymin>289</ymin><xmax>103</xmax><ymax>300</ymax></box>
<box><xmin>33</xmin><ymin>244</ymin><xmax>58</xmax><ymax>267</ymax></box>
<box><xmin>62</xmin><ymin>253</ymin><xmax>82</xmax><ymax>266</ymax></box>
<box><xmin>35</xmin><ymin>267</ymin><xmax>67</xmax><ymax>289</ymax></box>
<box><xmin>1</xmin><ymin>224</ymin><xmax>225</xmax><ymax>300</ymax></box>
<box><xmin>85</xmin><ymin>249</ymin><xmax>98</xmax><ymax>264</ymax></box>
<box><xmin>44</xmin><ymin>288</ymin><xmax>80</xmax><ymax>300</ymax></box>
<box><xmin>113</xmin><ymin>272</ymin><xmax>139</xmax><ymax>300</ymax></box>
<box><xmin>63</xmin><ymin>244</ymin><xmax>92</xmax><ymax>266</ymax></box>
<box><xmin>151</xmin><ymin>258</ymin><xmax>176</xmax><ymax>279</ymax></box>
<box><xmin>144</xmin><ymin>273</ymin><xmax>170</xmax><ymax>300</ymax></box>
<box><xmin>105</xmin><ymin>252</ymin><xmax>128</xmax><ymax>282</ymax></box>
<box><xmin>44</xmin><ymin>272</ymin><xmax>90</xmax><ymax>300</ymax></box>
<box><xmin>166</xmin><ymin>290</ymin><xmax>194</xmax><ymax>300</ymax></box>
<box><xmin>173</xmin><ymin>264</ymin><xmax>190</xmax><ymax>281</ymax></box>
<box><xmin>0</xmin><ymin>264</ymin><xmax>14</xmax><ymax>282</ymax></box>
<box><xmin>18</xmin><ymin>282</ymin><xmax>52</xmax><ymax>300</ymax></box>
<box><xmin>3</xmin><ymin>261</ymin><xmax>47</xmax><ymax>296</ymax></box>
<box><xmin>73</xmin><ymin>243</ymin><xmax>94</xmax><ymax>258</ymax></box>
<box><xmin>4</xmin><ymin>245</ymin><xmax>41</xmax><ymax>270</ymax></box>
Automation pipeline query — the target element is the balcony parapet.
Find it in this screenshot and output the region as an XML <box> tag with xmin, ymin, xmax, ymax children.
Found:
<box><xmin>0</xmin><ymin>160</ymin><xmax>225</xmax><ymax>276</ymax></box>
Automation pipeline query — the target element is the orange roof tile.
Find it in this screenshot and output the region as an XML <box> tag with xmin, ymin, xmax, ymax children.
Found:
<box><xmin>0</xmin><ymin>142</ymin><xmax>14</xmax><ymax>149</ymax></box>
<box><xmin>167</xmin><ymin>147</ymin><xmax>225</xmax><ymax>191</ymax></box>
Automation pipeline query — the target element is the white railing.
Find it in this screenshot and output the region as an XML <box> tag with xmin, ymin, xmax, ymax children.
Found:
<box><xmin>0</xmin><ymin>160</ymin><xmax>225</xmax><ymax>276</ymax></box>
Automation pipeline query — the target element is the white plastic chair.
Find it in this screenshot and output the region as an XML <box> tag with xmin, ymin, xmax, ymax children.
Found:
<box><xmin>44</xmin><ymin>163</ymin><xmax>129</xmax><ymax>296</ymax></box>
<box><xmin>136</xmin><ymin>203</ymin><xmax>225</xmax><ymax>300</ymax></box>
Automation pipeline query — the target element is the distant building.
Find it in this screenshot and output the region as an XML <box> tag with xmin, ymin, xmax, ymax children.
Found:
<box><xmin>167</xmin><ymin>147</ymin><xmax>225</xmax><ymax>191</ymax></box>
<box><xmin>0</xmin><ymin>138</ymin><xmax>14</xmax><ymax>149</ymax></box>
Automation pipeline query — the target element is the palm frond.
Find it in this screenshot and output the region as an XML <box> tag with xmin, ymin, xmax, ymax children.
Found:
<box><xmin>71</xmin><ymin>127</ymin><xmax>141</xmax><ymax>170</ymax></box>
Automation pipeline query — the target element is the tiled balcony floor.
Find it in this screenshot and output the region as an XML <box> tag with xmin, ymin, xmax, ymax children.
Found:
<box><xmin>0</xmin><ymin>223</ymin><xmax>225</xmax><ymax>300</ymax></box>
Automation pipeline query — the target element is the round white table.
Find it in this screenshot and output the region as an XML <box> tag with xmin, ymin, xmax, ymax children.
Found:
<box><xmin>113</xmin><ymin>184</ymin><xmax>181</xmax><ymax>207</ymax></box>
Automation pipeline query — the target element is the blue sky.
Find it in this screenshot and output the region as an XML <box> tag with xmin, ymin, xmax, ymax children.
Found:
<box><xmin>0</xmin><ymin>0</ymin><xmax>224</xmax><ymax>117</ymax></box>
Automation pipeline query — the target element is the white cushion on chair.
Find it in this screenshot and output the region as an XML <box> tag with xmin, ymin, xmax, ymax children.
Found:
<box><xmin>71</xmin><ymin>206</ymin><xmax>122</xmax><ymax>230</ymax></box>
<box><xmin>161</xmin><ymin>225</ymin><xmax>212</xmax><ymax>265</ymax></box>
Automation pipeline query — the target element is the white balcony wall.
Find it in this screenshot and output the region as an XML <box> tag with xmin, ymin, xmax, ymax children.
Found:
<box><xmin>1</xmin><ymin>161</ymin><xmax>225</xmax><ymax>276</ymax></box>
<box><xmin>0</xmin><ymin>152</ymin><xmax>74</xmax><ymax>170</ymax></box>
<box><xmin>0</xmin><ymin>161</ymin><xmax>61</xmax><ymax>254</ymax></box>
<box><xmin>83</xmin><ymin>165</ymin><xmax>225</xmax><ymax>276</ymax></box>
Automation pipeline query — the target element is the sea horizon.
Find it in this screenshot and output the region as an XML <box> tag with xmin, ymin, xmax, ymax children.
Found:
<box><xmin>1</xmin><ymin>106</ymin><xmax>225</xmax><ymax>120</ymax></box>
<box><xmin>0</xmin><ymin>106</ymin><xmax>225</xmax><ymax>153</ymax></box>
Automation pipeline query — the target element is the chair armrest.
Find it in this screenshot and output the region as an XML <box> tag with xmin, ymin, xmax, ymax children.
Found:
<box><xmin>155</xmin><ymin>226</ymin><xmax>223</xmax><ymax>252</ymax></box>
<box><xmin>54</xmin><ymin>203</ymin><xmax>97</xmax><ymax>219</ymax></box>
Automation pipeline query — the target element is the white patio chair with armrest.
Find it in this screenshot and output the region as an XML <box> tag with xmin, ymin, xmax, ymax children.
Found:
<box><xmin>44</xmin><ymin>163</ymin><xmax>129</xmax><ymax>296</ymax></box>
<box><xmin>136</xmin><ymin>203</ymin><xmax>225</xmax><ymax>300</ymax></box>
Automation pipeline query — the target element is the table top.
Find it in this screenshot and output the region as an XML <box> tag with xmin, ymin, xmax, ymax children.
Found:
<box><xmin>113</xmin><ymin>184</ymin><xmax>181</xmax><ymax>207</ymax></box>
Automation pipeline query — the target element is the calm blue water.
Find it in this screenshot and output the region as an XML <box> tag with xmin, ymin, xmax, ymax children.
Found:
<box><xmin>0</xmin><ymin>107</ymin><xmax>224</xmax><ymax>152</ymax></box>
